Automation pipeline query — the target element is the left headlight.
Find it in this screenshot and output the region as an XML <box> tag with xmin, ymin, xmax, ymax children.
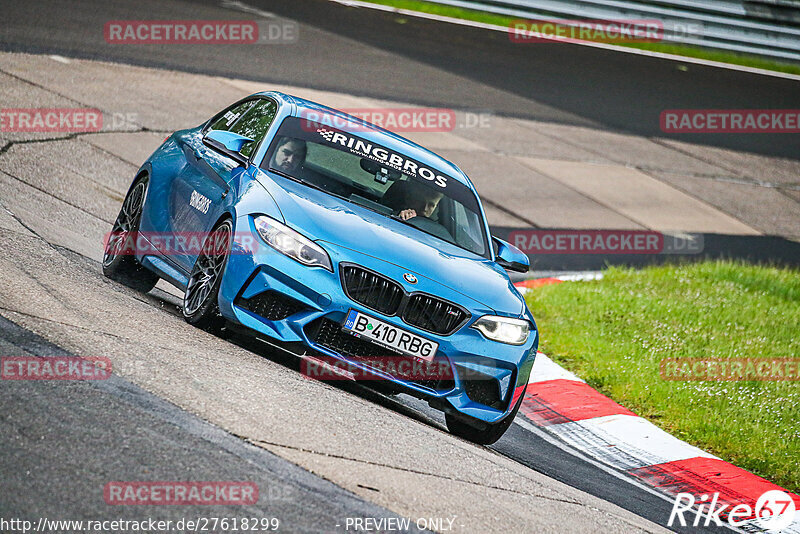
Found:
<box><xmin>254</xmin><ymin>215</ymin><xmax>332</xmax><ymax>271</ymax></box>
<box><xmin>472</xmin><ymin>315</ymin><xmax>530</xmax><ymax>345</ymax></box>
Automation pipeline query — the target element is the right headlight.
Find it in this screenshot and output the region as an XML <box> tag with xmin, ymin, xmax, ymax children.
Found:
<box><xmin>253</xmin><ymin>215</ymin><xmax>332</xmax><ymax>271</ymax></box>
<box><xmin>472</xmin><ymin>315</ymin><xmax>530</xmax><ymax>345</ymax></box>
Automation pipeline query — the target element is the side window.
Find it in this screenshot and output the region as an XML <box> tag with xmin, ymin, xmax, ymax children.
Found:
<box><xmin>208</xmin><ymin>100</ymin><xmax>257</xmax><ymax>132</ymax></box>
<box><xmin>453</xmin><ymin>202</ymin><xmax>485</xmax><ymax>255</ymax></box>
<box><xmin>229</xmin><ymin>100</ymin><xmax>278</xmax><ymax>158</ymax></box>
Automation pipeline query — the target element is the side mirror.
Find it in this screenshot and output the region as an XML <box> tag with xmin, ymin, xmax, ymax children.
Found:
<box><xmin>492</xmin><ymin>236</ymin><xmax>529</xmax><ymax>273</ymax></box>
<box><xmin>202</xmin><ymin>129</ymin><xmax>254</xmax><ymax>166</ymax></box>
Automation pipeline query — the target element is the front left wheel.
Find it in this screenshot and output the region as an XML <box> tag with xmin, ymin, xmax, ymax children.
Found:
<box><xmin>182</xmin><ymin>219</ymin><xmax>232</xmax><ymax>333</ymax></box>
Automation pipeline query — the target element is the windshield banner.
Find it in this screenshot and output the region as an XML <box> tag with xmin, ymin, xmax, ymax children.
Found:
<box><xmin>266</xmin><ymin>116</ymin><xmax>480</xmax><ymax>213</ymax></box>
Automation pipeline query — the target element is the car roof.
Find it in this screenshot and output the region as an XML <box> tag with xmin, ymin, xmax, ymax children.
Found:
<box><xmin>258</xmin><ymin>91</ymin><xmax>476</xmax><ymax>190</ymax></box>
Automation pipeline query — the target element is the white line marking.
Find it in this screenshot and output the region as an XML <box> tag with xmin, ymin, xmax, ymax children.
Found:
<box><xmin>556</xmin><ymin>272</ymin><xmax>604</xmax><ymax>282</ymax></box>
<box><xmin>547</xmin><ymin>414</ymin><xmax>718</xmax><ymax>470</ymax></box>
<box><xmin>776</xmin><ymin>517</ymin><xmax>800</xmax><ymax>534</ymax></box>
<box><xmin>220</xmin><ymin>0</ymin><xmax>276</xmax><ymax>19</ymax></box>
<box><xmin>329</xmin><ymin>0</ymin><xmax>800</xmax><ymax>81</ymax></box>
<box><xmin>515</xmin><ymin>417</ymin><xmax>677</xmax><ymax>503</ymax></box>
<box><xmin>739</xmin><ymin>516</ymin><xmax>800</xmax><ymax>534</ymax></box>
<box><xmin>49</xmin><ymin>55</ymin><xmax>71</xmax><ymax>64</ymax></box>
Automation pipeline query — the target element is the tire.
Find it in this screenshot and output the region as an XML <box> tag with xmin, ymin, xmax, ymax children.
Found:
<box><xmin>445</xmin><ymin>392</ymin><xmax>524</xmax><ymax>445</ymax></box>
<box><xmin>182</xmin><ymin>219</ymin><xmax>232</xmax><ymax>333</ymax></box>
<box><xmin>102</xmin><ymin>176</ymin><xmax>159</xmax><ymax>292</ymax></box>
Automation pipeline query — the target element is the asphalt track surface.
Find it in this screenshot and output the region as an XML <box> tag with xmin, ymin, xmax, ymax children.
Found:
<box><xmin>1</xmin><ymin>0</ymin><xmax>798</xmax><ymax>160</ymax></box>
<box><xmin>0</xmin><ymin>316</ymin><xmax>426</xmax><ymax>533</ymax></box>
<box><xmin>0</xmin><ymin>0</ymin><xmax>793</xmax><ymax>532</ymax></box>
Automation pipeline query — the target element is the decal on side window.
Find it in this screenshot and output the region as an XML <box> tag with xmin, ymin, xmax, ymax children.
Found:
<box><xmin>223</xmin><ymin>110</ymin><xmax>240</xmax><ymax>126</ymax></box>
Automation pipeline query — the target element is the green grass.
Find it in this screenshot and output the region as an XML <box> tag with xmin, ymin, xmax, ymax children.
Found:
<box><xmin>525</xmin><ymin>261</ymin><xmax>800</xmax><ymax>492</ymax></box>
<box><xmin>362</xmin><ymin>0</ymin><xmax>800</xmax><ymax>75</ymax></box>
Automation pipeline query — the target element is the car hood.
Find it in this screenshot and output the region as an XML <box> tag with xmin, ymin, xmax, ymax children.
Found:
<box><xmin>253</xmin><ymin>171</ymin><xmax>524</xmax><ymax>315</ymax></box>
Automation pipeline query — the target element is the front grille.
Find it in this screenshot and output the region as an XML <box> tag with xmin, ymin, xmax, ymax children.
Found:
<box><xmin>234</xmin><ymin>290</ymin><xmax>307</xmax><ymax>321</ymax></box>
<box><xmin>341</xmin><ymin>264</ymin><xmax>469</xmax><ymax>336</ymax></box>
<box><xmin>341</xmin><ymin>265</ymin><xmax>403</xmax><ymax>316</ymax></box>
<box><xmin>402</xmin><ymin>294</ymin><xmax>468</xmax><ymax>335</ymax></box>
<box><xmin>306</xmin><ymin>318</ymin><xmax>455</xmax><ymax>392</ymax></box>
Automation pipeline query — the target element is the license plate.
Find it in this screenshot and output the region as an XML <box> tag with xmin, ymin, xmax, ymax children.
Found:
<box><xmin>342</xmin><ymin>310</ymin><xmax>438</xmax><ymax>362</ymax></box>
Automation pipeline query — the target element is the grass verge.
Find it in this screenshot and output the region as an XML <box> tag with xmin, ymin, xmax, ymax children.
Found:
<box><xmin>524</xmin><ymin>261</ymin><xmax>800</xmax><ymax>492</ymax></box>
<box><xmin>361</xmin><ymin>0</ymin><xmax>800</xmax><ymax>75</ymax></box>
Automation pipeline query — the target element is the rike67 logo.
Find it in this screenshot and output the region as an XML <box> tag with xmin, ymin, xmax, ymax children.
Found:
<box><xmin>669</xmin><ymin>490</ymin><xmax>797</xmax><ymax>531</ymax></box>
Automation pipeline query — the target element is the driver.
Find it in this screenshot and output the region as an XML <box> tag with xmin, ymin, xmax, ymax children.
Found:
<box><xmin>270</xmin><ymin>137</ymin><xmax>307</xmax><ymax>173</ymax></box>
<box><xmin>397</xmin><ymin>183</ymin><xmax>443</xmax><ymax>221</ymax></box>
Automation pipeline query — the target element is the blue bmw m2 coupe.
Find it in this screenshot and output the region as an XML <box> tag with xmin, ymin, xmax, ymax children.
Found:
<box><xmin>103</xmin><ymin>92</ymin><xmax>537</xmax><ymax>444</ymax></box>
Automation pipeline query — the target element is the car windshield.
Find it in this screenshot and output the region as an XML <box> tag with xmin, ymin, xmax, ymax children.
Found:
<box><xmin>261</xmin><ymin>116</ymin><xmax>489</xmax><ymax>258</ymax></box>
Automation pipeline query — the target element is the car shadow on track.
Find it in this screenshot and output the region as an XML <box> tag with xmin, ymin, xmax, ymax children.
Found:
<box><xmin>227</xmin><ymin>328</ymin><xmax>451</xmax><ymax>434</ymax></box>
<box><xmin>138</xmin><ymin>283</ymin><xmax>452</xmax><ymax>437</ymax></box>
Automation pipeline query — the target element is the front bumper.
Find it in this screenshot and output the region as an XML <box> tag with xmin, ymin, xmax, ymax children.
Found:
<box><xmin>217</xmin><ymin>215</ymin><xmax>538</xmax><ymax>424</ymax></box>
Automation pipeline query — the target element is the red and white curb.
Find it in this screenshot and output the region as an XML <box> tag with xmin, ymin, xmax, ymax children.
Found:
<box><xmin>515</xmin><ymin>276</ymin><xmax>800</xmax><ymax>533</ymax></box>
<box><xmin>514</xmin><ymin>272</ymin><xmax>603</xmax><ymax>294</ymax></box>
